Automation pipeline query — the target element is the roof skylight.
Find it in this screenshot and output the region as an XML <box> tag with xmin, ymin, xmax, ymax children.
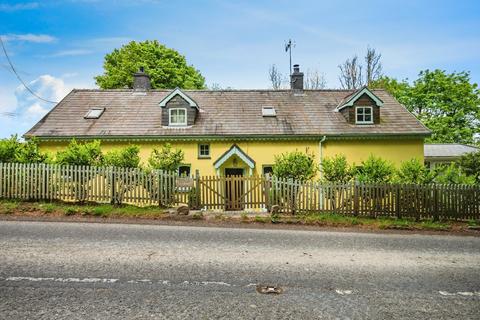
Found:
<box><xmin>84</xmin><ymin>108</ymin><xmax>105</xmax><ymax>119</ymax></box>
<box><xmin>262</xmin><ymin>106</ymin><xmax>276</xmax><ymax>117</ymax></box>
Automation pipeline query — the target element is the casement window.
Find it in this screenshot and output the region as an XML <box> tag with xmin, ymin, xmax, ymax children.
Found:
<box><xmin>169</xmin><ymin>108</ymin><xmax>187</xmax><ymax>126</ymax></box>
<box><xmin>355</xmin><ymin>106</ymin><xmax>373</xmax><ymax>124</ymax></box>
<box><xmin>178</xmin><ymin>165</ymin><xmax>191</xmax><ymax>177</ymax></box>
<box><xmin>198</xmin><ymin>144</ymin><xmax>210</xmax><ymax>158</ymax></box>
<box><xmin>262</xmin><ymin>165</ymin><xmax>274</xmax><ymax>176</ymax></box>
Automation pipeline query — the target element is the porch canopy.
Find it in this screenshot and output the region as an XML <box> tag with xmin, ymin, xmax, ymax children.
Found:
<box><xmin>213</xmin><ymin>144</ymin><xmax>255</xmax><ymax>175</ymax></box>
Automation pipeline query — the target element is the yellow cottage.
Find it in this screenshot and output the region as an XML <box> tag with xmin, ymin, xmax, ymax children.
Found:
<box><xmin>25</xmin><ymin>65</ymin><xmax>430</xmax><ymax>178</ymax></box>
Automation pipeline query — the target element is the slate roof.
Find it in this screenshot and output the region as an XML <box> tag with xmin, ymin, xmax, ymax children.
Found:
<box><xmin>424</xmin><ymin>144</ymin><xmax>479</xmax><ymax>159</ymax></box>
<box><xmin>25</xmin><ymin>89</ymin><xmax>430</xmax><ymax>139</ymax></box>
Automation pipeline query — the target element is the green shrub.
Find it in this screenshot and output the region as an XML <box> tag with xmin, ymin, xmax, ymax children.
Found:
<box><xmin>458</xmin><ymin>150</ymin><xmax>480</xmax><ymax>184</ymax></box>
<box><xmin>273</xmin><ymin>150</ymin><xmax>317</xmax><ymax>181</ymax></box>
<box><xmin>356</xmin><ymin>155</ymin><xmax>395</xmax><ymax>183</ymax></box>
<box><xmin>433</xmin><ymin>163</ymin><xmax>475</xmax><ymax>185</ymax></box>
<box><xmin>0</xmin><ymin>135</ymin><xmax>21</xmax><ymax>163</ymax></box>
<box><xmin>148</xmin><ymin>143</ymin><xmax>184</xmax><ymax>172</ymax></box>
<box><xmin>395</xmin><ymin>158</ymin><xmax>434</xmax><ymax>184</ymax></box>
<box><xmin>321</xmin><ymin>154</ymin><xmax>355</xmax><ymax>182</ymax></box>
<box><xmin>103</xmin><ymin>145</ymin><xmax>141</xmax><ymax>168</ymax></box>
<box><xmin>55</xmin><ymin>139</ymin><xmax>103</xmax><ymax>166</ymax></box>
<box><xmin>15</xmin><ymin>138</ymin><xmax>49</xmax><ymax>164</ymax></box>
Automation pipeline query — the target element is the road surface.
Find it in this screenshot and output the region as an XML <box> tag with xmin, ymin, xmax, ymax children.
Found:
<box><xmin>0</xmin><ymin>220</ymin><xmax>479</xmax><ymax>319</ymax></box>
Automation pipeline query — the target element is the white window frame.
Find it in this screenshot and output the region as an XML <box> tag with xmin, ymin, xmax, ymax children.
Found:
<box><xmin>355</xmin><ymin>106</ymin><xmax>374</xmax><ymax>124</ymax></box>
<box><xmin>84</xmin><ymin>108</ymin><xmax>105</xmax><ymax>119</ymax></box>
<box><xmin>169</xmin><ymin>108</ymin><xmax>187</xmax><ymax>126</ymax></box>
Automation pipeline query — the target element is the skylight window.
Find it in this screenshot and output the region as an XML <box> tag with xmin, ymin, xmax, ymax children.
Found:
<box><xmin>84</xmin><ymin>108</ymin><xmax>105</xmax><ymax>119</ymax></box>
<box><xmin>262</xmin><ymin>106</ymin><xmax>276</xmax><ymax>117</ymax></box>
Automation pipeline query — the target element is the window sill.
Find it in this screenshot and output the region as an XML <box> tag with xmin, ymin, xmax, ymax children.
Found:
<box><xmin>198</xmin><ymin>156</ymin><xmax>211</xmax><ymax>160</ymax></box>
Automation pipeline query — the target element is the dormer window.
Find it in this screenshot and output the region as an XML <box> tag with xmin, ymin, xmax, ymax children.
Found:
<box><xmin>84</xmin><ymin>108</ymin><xmax>104</xmax><ymax>119</ymax></box>
<box><xmin>169</xmin><ymin>108</ymin><xmax>187</xmax><ymax>126</ymax></box>
<box><xmin>356</xmin><ymin>106</ymin><xmax>373</xmax><ymax>124</ymax></box>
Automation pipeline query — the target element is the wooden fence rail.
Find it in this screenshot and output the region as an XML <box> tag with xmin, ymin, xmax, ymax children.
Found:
<box><xmin>0</xmin><ymin>163</ymin><xmax>479</xmax><ymax>220</ymax></box>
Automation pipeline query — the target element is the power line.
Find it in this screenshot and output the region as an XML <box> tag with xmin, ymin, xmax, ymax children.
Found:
<box><xmin>0</xmin><ymin>35</ymin><xmax>58</xmax><ymax>104</ymax></box>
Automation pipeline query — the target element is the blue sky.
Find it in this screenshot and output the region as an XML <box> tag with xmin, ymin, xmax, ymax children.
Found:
<box><xmin>0</xmin><ymin>0</ymin><xmax>479</xmax><ymax>138</ymax></box>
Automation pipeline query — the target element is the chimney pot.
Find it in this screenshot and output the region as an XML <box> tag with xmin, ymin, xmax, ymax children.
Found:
<box><xmin>290</xmin><ymin>64</ymin><xmax>304</xmax><ymax>91</ymax></box>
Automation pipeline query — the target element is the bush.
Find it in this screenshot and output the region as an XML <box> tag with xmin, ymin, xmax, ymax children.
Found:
<box><xmin>148</xmin><ymin>143</ymin><xmax>184</xmax><ymax>171</ymax></box>
<box><xmin>0</xmin><ymin>135</ymin><xmax>49</xmax><ymax>164</ymax></box>
<box><xmin>356</xmin><ymin>155</ymin><xmax>395</xmax><ymax>183</ymax></box>
<box><xmin>321</xmin><ymin>154</ymin><xmax>355</xmax><ymax>183</ymax></box>
<box><xmin>0</xmin><ymin>135</ymin><xmax>20</xmax><ymax>163</ymax></box>
<box><xmin>396</xmin><ymin>158</ymin><xmax>434</xmax><ymax>184</ymax></box>
<box><xmin>55</xmin><ymin>139</ymin><xmax>103</xmax><ymax>166</ymax></box>
<box><xmin>103</xmin><ymin>145</ymin><xmax>141</xmax><ymax>168</ymax></box>
<box><xmin>458</xmin><ymin>151</ymin><xmax>480</xmax><ymax>184</ymax></box>
<box><xmin>433</xmin><ymin>163</ymin><xmax>475</xmax><ymax>185</ymax></box>
<box><xmin>273</xmin><ymin>150</ymin><xmax>317</xmax><ymax>181</ymax></box>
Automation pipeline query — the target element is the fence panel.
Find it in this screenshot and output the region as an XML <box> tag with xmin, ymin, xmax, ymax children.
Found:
<box><xmin>0</xmin><ymin>163</ymin><xmax>479</xmax><ymax>219</ymax></box>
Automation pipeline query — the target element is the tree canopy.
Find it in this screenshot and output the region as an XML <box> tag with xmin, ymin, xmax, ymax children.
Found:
<box><xmin>95</xmin><ymin>40</ymin><xmax>206</xmax><ymax>89</ymax></box>
<box><xmin>370</xmin><ymin>70</ymin><xmax>480</xmax><ymax>144</ymax></box>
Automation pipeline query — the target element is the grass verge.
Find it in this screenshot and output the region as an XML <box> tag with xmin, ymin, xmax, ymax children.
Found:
<box><xmin>0</xmin><ymin>199</ymin><xmax>477</xmax><ymax>233</ymax></box>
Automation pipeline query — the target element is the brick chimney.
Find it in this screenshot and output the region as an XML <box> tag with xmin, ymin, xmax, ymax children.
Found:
<box><xmin>290</xmin><ymin>64</ymin><xmax>304</xmax><ymax>91</ymax></box>
<box><xmin>133</xmin><ymin>67</ymin><xmax>151</xmax><ymax>90</ymax></box>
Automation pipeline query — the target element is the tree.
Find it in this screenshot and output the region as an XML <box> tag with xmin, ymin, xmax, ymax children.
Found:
<box><xmin>338</xmin><ymin>55</ymin><xmax>364</xmax><ymax>89</ymax></box>
<box><xmin>321</xmin><ymin>154</ymin><xmax>354</xmax><ymax>182</ymax></box>
<box><xmin>305</xmin><ymin>69</ymin><xmax>327</xmax><ymax>89</ymax></box>
<box><xmin>371</xmin><ymin>70</ymin><xmax>480</xmax><ymax>144</ymax></box>
<box><xmin>103</xmin><ymin>145</ymin><xmax>141</xmax><ymax>168</ymax></box>
<box><xmin>365</xmin><ymin>47</ymin><xmax>382</xmax><ymax>85</ymax></box>
<box><xmin>395</xmin><ymin>158</ymin><xmax>434</xmax><ymax>184</ymax></box>
<box><xmin>55</xmin><ymin>140</ymin><xmax>103</xmax><ymax>166</ymax></box>
<box><xmin>95</xmin><ymin>40</ymin><xmax>205</xmax><ymax>89</ymax></box>
<box><xmin>273</xmin><ymin>150</ymin><xmax>317</xmax><ymax>181</ymax></box>
<box><xmin>148</xmin><ymin>143</ymin><xmax>184</xmax><ymax>172</ymax></box>
<box><xmin>356</xmin><ymin>155</ymin><xmax>395</xmax><ymax>183</ymax></box>
<box><xmin>268</xmin><ymin>64</ymin><xmax>284</xmax><ymax>89</ymax></box>
<box><xmin>458</xmin><ymin>151</ymin><xmax>480</xmax><ymax>184</ymax></box>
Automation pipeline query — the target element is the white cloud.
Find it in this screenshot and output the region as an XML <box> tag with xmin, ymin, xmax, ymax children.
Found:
<box><xmin>0</xmin><ymin>2</ymin><xmax>39</xmax><ymax>12</ymax></box>
<box><xmin>0</xmin><ymin>74</ymin><xmax>95</xmax><ymax>138</ymax></box>
<box><xmin>48</xmin><ymin>49</ymin><xmax>93</xmax><ymax>57</ymax></box>
<box><xmin>1</xmin><ymin>34</ymin><xmax>57</xmax><ymax>43</ymax></box>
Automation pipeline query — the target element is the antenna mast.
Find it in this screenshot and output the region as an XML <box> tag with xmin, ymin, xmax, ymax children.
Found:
<box><xmin>285</xmin><ymin>39</ymin><xmax>295</xmax><ymax>75</ymax></box>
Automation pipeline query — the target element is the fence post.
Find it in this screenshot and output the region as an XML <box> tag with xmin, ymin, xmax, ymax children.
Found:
<box><xmin>433</xmin><ymin>184</ymin><xmax>439</xmax><ymax>221</ymax></box>
<box><xmin>195</xmin><ymin>169</ymin><xmax>201</xmax><ymax>209</ymax></box>
<box><xmin>110</xmin><ymin>167</ymin><xmax>116</xmax><ymax>205</ymax></box>
<box><xmin>264</xmin><ymin>174</ymin><xmax>271</xmax><ymax>212</ymax></box>
<box><xmin>396</xmin><ymin>184</ymin><xmax>401</xmax><ymax>219</ymax></box>
<box><xmin>353</xmin><ymin>181</ymin><xmax>359</xmax><ymax>216</ymax></box>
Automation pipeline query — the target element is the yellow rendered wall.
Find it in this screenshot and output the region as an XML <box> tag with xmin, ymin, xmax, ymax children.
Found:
<box><xmin>38</xmin><ymin>138</ymin><xmax>424</xmax><ymax>176</ymax></box>
<box><xmin>322</xmin><ymin>139</ymin><xmax>424</xmax><ymax>166</ymax></box>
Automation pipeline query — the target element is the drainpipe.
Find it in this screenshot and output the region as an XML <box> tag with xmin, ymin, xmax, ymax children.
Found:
<box><xmin>319</xmin><ymin>135</ymin><xmax>327</xmax><ymax>180</ymax></box>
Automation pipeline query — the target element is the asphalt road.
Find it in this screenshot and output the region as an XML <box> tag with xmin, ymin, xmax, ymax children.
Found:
<box><xmin>0</xmin><ymin>221</ymin><xmax>479</xmax><ymax>319</ymax></box>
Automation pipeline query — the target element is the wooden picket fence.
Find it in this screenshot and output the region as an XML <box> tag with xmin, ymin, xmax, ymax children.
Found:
<box><xmin>0</xmin><ymin>163</ymin><xmax>479</xmax><ymax>220</ymax></box>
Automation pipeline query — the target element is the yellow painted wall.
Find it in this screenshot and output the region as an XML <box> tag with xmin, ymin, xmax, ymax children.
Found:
<box><xmin>38</xmin><ymin>138</ymin><xmax>424</xmax><ymax>176</ymax></box>
<box><xmin>322</xmin><ymin>139</ymin><xmax>424</xmax><ymax>166</ymax></box>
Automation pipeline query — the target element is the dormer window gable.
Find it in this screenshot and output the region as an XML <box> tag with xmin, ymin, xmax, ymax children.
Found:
<box><xmin>159</xmin><ymin>88</ymin><xmax>199</xmax><ymax>127</ymax></box>
<box><xmin>336</xmin><ymin>87</ymin><xmax>383</xmax><ymax>125</ymax></box>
